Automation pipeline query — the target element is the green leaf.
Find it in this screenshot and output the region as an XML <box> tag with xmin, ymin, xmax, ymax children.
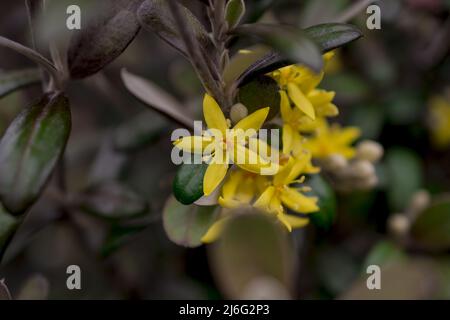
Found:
<box><xmin>233</xmin><ymin>23</ymin><xmax>323</xmax><ymax>73</ymax></box>
<box><xmin>101</xmin><ymin>223</ymin><xmax>147</xmax><ymax>257</ymax></box>
<box><xmin>137</xmin><ymin>0</ymin><xmax>213</xmax><ymax>58</ymax></box>
<box><xmin>163</xmin><ymin>196</ymin><xmax>219</xmax><ymax>247</ymax></box>
<box><xmin>225</xmin><ymin>0</ymin><xmax>246</xmax><ymax>29</ymax></box>
<box><xmin>411</xmin><ymin>196</ymin><xmax>450</xmax><ymax>251</ymax></box>
<box><xmin>67</xmin><ymin>0</ymin><xmax>142</xmax><ymax>79</ymax></box>
<box><xmin>0</xmin><ymin>205</ymin><xmax>18</xmax><ymax>253</ymax></box>
<box><xmin>173</xmin><ymin>163</ymin><xmax>208</xmax><ymax>205</ymax></box>
<box><xmin>362</xmin><ymin>241</ymin><xmax>407</xmax><ymax>272</ymax></box>
<box><xmin>0</xmin><ymin>69</ymin><xmax>41</xmax><ymax>99</ymax></box>
<box><xmin>209</xmin><ymin>213</ymin><xmax>293</xmax><ymax>299</ymax></box>
<box><xmin>308</xmin><ymin>175</ymin><xmax>336</xmax><ymax>230</ymax></box>
<box><xmin>0</xmin><ymin>92</ymin><xmax>71</xmax><ymax>214</ymax></box>
<box><xmin>303</xmin><ymin>23</ymin><xmax>362</xmax><ymax>52</ymax></box>
<box><xmin>238</xmin><ymin>75</ymin><xmax>280</xmax><ymax>120</ymax></box>
<box><xmin>79</xmin><ymin>182</ymin><xmax>148</xmax><ymax>220</ymax></box>
<box><xmin>385</xmin><ymin>148</ymin><xmax>423</xmax><ymax>211</ymax></box>
<box><xmin>232</xmin><ymin>23</ymin><xmax>361</xmax><ymax>88</ymax></box>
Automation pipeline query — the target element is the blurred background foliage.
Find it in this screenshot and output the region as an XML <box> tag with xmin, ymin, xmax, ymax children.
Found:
<box><xmin>0</xmin><ymin>0</ymin><xmax>449</xmax><ymax>299</ymax></box>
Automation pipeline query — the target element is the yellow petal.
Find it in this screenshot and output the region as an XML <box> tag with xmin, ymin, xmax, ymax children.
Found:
<box><xmin>279</xmin><ymin>90</ymin><xmax>292</xmax><ymax>122</ymax></box>
<box><xmin>203</xmin><ymin>94</ymin><xmax>228</xmax><ymax>135</ymax></box>
<box><xmin>254</xmin><ymin>186</ymin><xmax>275</xmax><ymax>210</ymax></box>
<box><xmin>278</xmin><ymin>213</ymin><xmax>309</xmax><ymax>232</ymax></box>
<box><xmin>174</xmin><ymin>136</ymin><xmax>211</xmax><ymax>153</ymax></box>
<box><xmin>334</xmin><ymin>126</ymin><xmax>361</xmax><ymax>145</ymax></box>
<box><xmin>220</xmin><ymin>169</ymin><xmax>244</xmax><ymax>201</ymax></box>
<box><xmin>234</xmin><ymin>107</ymin><xmax>269</xmax><ymax>131</ymax></box>
<box><xmin>201</xmin><ymin>218</ymin><xmax>229</xmax><ymax>243</ymax></box>
<box><xmin>203</xmin><ymin>159</ymin><xmax>229</xmax><ymax>196</ymax></box>
<box><xmin>282</xmin><ymin>124</ymin><xmax>294</xmax><ymax>155</ymax></box>
<box><xmin>280</xmin><ymin>187</ymin><xmax>319</xmax><ymax>213</ymax></box>
<box><xmin>287</xmin><ymin>83</ymin><xmax>315</xmax><ymax>120</ymax></box>
<box><xmin>233</xmin><ymin>144</ymin><xmax>271</xmax><ymax>174</ymax></box>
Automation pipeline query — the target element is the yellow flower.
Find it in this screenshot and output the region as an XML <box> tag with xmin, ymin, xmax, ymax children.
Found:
<box><xmin>174</xmin><ymin>94</ymin><xmax>275</xmax><ymax>196</ymax></box>
<box><xmin>428</xmin><ymin>95</ymin><xmax>450</xmax><ymax>149</ymax></box>
<box><xmin>303</xmin><ymin>119</ymin><xmax>360</xmax><ymax>160</ymax></box>
<box><xmin>269</xmin><ymin>52</ymin><xmax>338</xmax><ymax>122</ymax></box>
<box><xmin>218</xmin><ymin>169</ymin><xmax>267</xmax><ymax>209</ymax></box>
<box><xmin>254</xmin><ymin>153</ymin><xmax>319</xmax><ymax>232</ymax></box>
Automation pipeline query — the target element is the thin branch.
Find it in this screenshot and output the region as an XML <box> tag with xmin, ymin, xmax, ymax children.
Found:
<box><xmin>337</xmin><ymin>0</ymin><xmax>378</xmax><ymax>23</ymax></box>
<box><xmin>167</xmin><ymin>0</ymin><xmax>225</xmax><ymax>106</ymax></box>
<box><xmin>0</xmin><ymin>36</ymin><xmax>61</xmax><ymax>90</ymax></box>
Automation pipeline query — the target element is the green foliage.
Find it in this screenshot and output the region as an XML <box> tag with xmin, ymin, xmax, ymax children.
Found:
<box><xmin>0</xmin><ymin>205</ymin><xmax>18</xmax><ymax>253</ymax></box>
<box><xmin>173</xmin><ymin>163</ymin><xmax>208</xmax><ymax>205</ymax></box>
<box><xmin>385</xmin><ymin>148</ymin><xmax>423</xmax><ymax>212</ymax></box>
<box><xmin>304</xmin><ymin>23</ymin><xmax>362</xmax><ymax>53</ymax></box>
<box><xmin>411</xmin><ymin>197</ymin><xmax>450</xmax><ymax>251</ymax></box>
<box><xmin>308</xmin><ymin>175</ymin><xmax>336</xmax><ymax>230</ymax></box>
<box><xmin>225</xmin><ymin>0</ymin><xmax>246</xmax><ymax>29</ymax></box>
<box><xmin>0</xmin><ymin>69</ymin><xmax>40</xmax><ymax>99</ymax></box>
<box><xmin>238</xmin><ymin>75</ymin><xmax>280</xmax><ymax>119</ymax></box>
<box><xmin>233</xmin><ymin>23</ymin><xmax>323</xmax><ymax>73</ymax></box>
<box><xmin>0</xmin><ymin>93</ymin><xmax>71</xmax><ymax>214</ymax></box>
<box><xmin>163</xmin><ymin>196</ymin><xmax>219</xmax><ymax>247</ymax></box>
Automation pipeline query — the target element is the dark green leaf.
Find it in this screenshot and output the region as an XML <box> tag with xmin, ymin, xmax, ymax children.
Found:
<box><xmin>79</xmin><ymin>182</ymin><xmax>148</xmax><ymax>220</ymax></box>
<box><xmin>173</xmin><ymin>163</ymin><xmax>208</xmax><ymax>205</ymax></box>
<box><xmin>68</xmin><ymin>0</ymin><xmax>142</xmax><ymax>79</ymax></box>
<box><xmin>308</xmin><ymin>175</ymin><xmax>336</xmax><ymax>230</ymax></box>
<box><xmin>385</xmin><ymin>148</ymin><xmax>423</xmax><ymax>211</ymax></box>
<box><xmin>238</xmin><ymin>75</ymin><xmax>280</xmax><ymax>119</ymax></box>
<box><xmin>210</xmin><ymin>213</ymin><xmax>293</xmax><ymax>299</ymax></box>
<box><xmin>245</xmin><ymin>0</ymin><xmax>276</xmax><ymax>24</ymax></box>
<box><xmin>0</xmin><ymin>69</ymin><xmax>41</xmax><ymax>99</ymax></box>
<box><xmin>0</xmin><ymin>92</ymin><xmax>71</xmax><ymax>214</ymax></box>
<box><xmin>137</xmin><ymin>0</ymin><xmax>213</xmax><ymax>58</ymax></box>
<box><xmin>411</xmin><ymin>197</ymin><xmax>450</xmax><ymax>251</ymax></box>
<box><xmin>163</xmin><ymin>196</ymin><xmax>219</xmax><ymax>247</ymax></box>
<box><xmin>225</xmin><ymin>0</ymin><xmax>246</xmax><ymax>29</ymax></box>
<box><xmin>233</xmin><ymin>23</ymin><xmax>323</xmax><ymax>73</ymax></box>
<box><xmin>233</xmin><ymin>23</ymin><xmax>361</xmax><ymax>88</ymax></box>
<box><xmin>0</xmin><ymin>205</ymin><xmax>18</xmax><ymax>253</ymax></box>
<box><xmin>303</xmin><ymin>23</ymin><xmax>362</xmax><ymax>52</ymax></box>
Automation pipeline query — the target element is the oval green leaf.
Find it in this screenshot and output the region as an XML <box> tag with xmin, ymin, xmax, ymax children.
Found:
<box><xmin>304</xmin><ymin>23</ymin><xmax>362</xmax><ymax>52</ymax></box>
<box><xmin>173</xmin><ymin>163</ymin><xmax>208</xmax><ymax>205</ymax></box>
<box><xmin>238</xmin><ymin>75</ymin><xmax>280</xmax><ymax>120</ymax></box>
<box><xmin>0</xmin><ymin>92</ymin><xmax>71</xmax><ymax>214</ymax></box>
<box><xmin>163</xmin><ymin>196</ymin><xmax>219</xmax><ymax>247</ymax></box>
<box><xmin>225</xmin><ymin>0</ymin><xmax>246</xmax><ymax>29</ymax></box>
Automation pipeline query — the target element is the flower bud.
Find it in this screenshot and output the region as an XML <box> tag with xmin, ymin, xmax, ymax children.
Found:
<box><xmin>230</xmin><ymin>103</ymin><xmax>248</xmax><ymax>124</ymax></box>
<box><xmin>388</xmin><ymin>213</ymin><xmax>410</xmax><ymax>237</ymax></box>
<box><xmin>351</xmin><ymin>159</ymin><xmax>375</xmax><ymax>178</ymax></box>
<box><xmin>407</xmin><ymin>189</ymin><xmax>431</xmax><ymax>218</ymax></box>
<box><xmin>324</xmin><ymin>154</ymin><xmax>348</xmax><ymax>171</ymax></box>
<box><xmin>356</xmin><ymin>140</ymin><xmax>384</xmax><ymax>163</ymax></box>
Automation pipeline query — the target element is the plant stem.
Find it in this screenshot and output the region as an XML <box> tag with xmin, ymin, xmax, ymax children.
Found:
<box><xmin>0</xmin><ymin>36</ymin><xmax>62</xmax><ymax>90</ymax></box>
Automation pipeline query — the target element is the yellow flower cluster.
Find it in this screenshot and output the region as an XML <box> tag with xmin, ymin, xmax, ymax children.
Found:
<box><xmin>175</xmin><ymin>51</ymin><xmax>362</xmax><ymax>242</ymax></box>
